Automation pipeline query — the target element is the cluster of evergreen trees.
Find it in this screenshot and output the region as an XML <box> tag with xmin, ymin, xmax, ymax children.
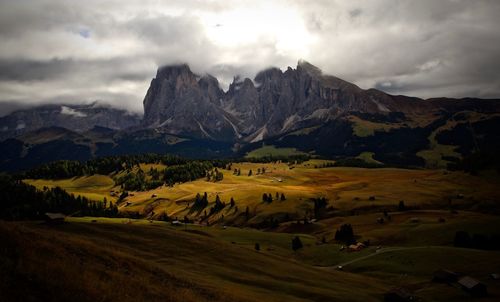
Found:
<box><xmin>454</xmin><ymin>230</ymin><xmax>500</xmax><ymax>250</ymax></box>
<box><xmin>0</xmin><ymin>174</ymin><xmax>119</xmax><ymax>220</ymax></box>
<box><xmin>114</xmin><ymin>161</ymin><xmax>215</xmax><ymax>191</ymax></box>
<box><xmin>448</xmin><ymin>151</ymin><xmax>500</xmax><ymax>175</ymax></box>
<box><xmin>206</xmin><ymin>168</ymin><xmax>223</xmax><ymax>182</ymax></box>
<box><xmin>334</xmin><ymin>224</ymin><xmax>355</xmax><ymax>244</ymax></box>
<box><xmin>314</xmin><ymin>162</ymin><xmax>335</xmax><ymax>169</ymax></box>
<box><xmin>243</xmin><ymin>155</ymin><xmax>310</xmax><ymax>164</ymax></box>
<box><xmin>191</xmin><ymin>193</ymin><xmax>229</xmax><ymax>216</ymax></box>
<box><xmin>163</xmin><ymin>161</ymin><xmax>213</xmax><ymax>186</ymax></box>
<box><xmin>23</xmin><ymin>154</ymin><xmax>189</xmax><ymax>179</ymax></box>
<box><xmin>24</xmin><ymin>155</ymin><xmax>217</xmax><ymax>192</ymax></box>
<box><xmin>209</xmin><ymin>195</ymin><xmax>226</xmax><ymax>215</ymax></box>
<box><xmin>192</xmin><ymin>192</ymin><xmax>209</xmax><ymax>211</ymax></box>
<box><xmin>262</xmin><ymin>192</ymin><xmax>286</xmax><ymax>203</ymax></box>
<box><xmin>115</xmin><ymin>169</ymin><xmax>163</xmax><ymax>191</ymax></box>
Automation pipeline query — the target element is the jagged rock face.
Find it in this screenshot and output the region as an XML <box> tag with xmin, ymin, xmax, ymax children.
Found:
<box><xmin>141</xmin><ymin>61</ymin><xmax>440</xmax><ymax>142</ymax></box>
<box><xmin>142</xmin><ymin>64</ymin><xmax>236</xmax><ymax>140</ymax></box>
<box><xmin>0</xmin><ymin>104</ymin><xmax>141</xmax><ymax>141</ymax></box>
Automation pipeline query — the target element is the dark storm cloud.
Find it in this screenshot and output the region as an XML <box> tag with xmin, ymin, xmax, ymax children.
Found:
<box><xmin>0</xmin><ymin>58</ymin><xmax>153</xmax><ymax>82</ymax></box>
<box><xmin>0</xmin><ymin>0</ymin><xmax>499</xmax><ymax>114</ymax></box>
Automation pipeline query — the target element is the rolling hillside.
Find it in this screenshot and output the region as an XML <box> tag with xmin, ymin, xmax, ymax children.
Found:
<box><xmin>0</xmin><ymin>220</ymin><xmax>387</xmax><ymax>302</ymax></box>
<box><xmin>25</xmin><ymin>161</ymin><xmax>500</xmax><ymax>226</ymax></box>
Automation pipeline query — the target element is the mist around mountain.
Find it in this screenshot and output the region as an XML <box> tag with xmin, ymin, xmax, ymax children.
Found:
<box><xmin>1</xmin><ymin>61</ymin><xmax>499</xmax><ymax>171</ymax></box>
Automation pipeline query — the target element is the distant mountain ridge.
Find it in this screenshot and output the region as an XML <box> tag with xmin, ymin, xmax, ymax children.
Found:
<box><xmin>1</xmin><ymin>61</ymin><xmax>499</xmax><ymax>171</ymax></box>
<box><xmin>0</xmin><ymin>103</ymin><xmax>141</xmax><ymax>141</ymax></box>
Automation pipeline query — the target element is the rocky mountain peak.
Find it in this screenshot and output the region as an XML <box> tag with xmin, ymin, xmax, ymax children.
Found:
<box><xmin>296</xmin><ymin>59</ymin><xmax>322</xmax><ymax>76</ymax></box>
<box><xmin>156</xmin><ymin>64</ymin><xmax>194</xmax><ymax>81</ymax></box>
<box><xmin>141</xmin><ymin>61</ymin><xmax>430</xmax><ymax>142</ymax></box>
<box><xmin>254</xmin><ymin>67</ymin><xmax>283</xmax><ymax>85</ymax></box>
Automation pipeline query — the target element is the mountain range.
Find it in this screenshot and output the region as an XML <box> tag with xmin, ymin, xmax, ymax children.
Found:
<box><xmin>1</xmin><ymin>61</ymin><xmax>499</xmax><ymax>171</ymax></box>
<box><xmin>0</xmin><ymin>103</ymin><xmax>141</xmax><ymax>141</ymax></box>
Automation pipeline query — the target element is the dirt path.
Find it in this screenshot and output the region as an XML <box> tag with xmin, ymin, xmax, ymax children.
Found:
<box><xmin>322</xmin><ymin>246</ymin><xmax>431</xmax><ymax>270</ymax></box>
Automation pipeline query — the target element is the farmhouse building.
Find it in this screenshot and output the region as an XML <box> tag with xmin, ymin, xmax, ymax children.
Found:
<box><xmin>348</xmin><ymin>242</ymin><xmax>365</xmax><ymax>251</ymax></box>
<box><xmin>458</xmin><ymin>276</ymin><xmax>487</xmax><ymax>297</ymax></box>
<box><xmin>44</xmin><ymin>212</ymin><xmax>65</xmax><ymax>224</ymax></box>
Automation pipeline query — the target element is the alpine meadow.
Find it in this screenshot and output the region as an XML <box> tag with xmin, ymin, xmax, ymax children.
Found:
<box><xmin>1</xmin><ymin>1</ymin><xmax>500</xmax><ymax>301</ymax></box>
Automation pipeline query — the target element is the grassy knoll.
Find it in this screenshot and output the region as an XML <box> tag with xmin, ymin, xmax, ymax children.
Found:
<box><xmin>25</xmin><ymin>174</ymin><xmax>118</xmax><ymax>202</ymax></box>
<box><xmin>348</xmin><ymin>115</ymin><xmax>400</xmax><ymax>137</ymax></box>
<box><xmin>139</xmin><ymin>163</ymin><xmax>167</xmax><ymax>172</ymax></box>
<box><xmin>0</xmin><ymin>220</ymin><xmax>388</xmax><ymax>302</ymax></box>
<box><xmin>245</xmin><ymin>145</ymin><xmax>307</xmax><ymax>158</ymax></box>
<box><xmin>356</xmin><ymin>152</ymin><xmax>383</xmax><ymax>165</ymax></box>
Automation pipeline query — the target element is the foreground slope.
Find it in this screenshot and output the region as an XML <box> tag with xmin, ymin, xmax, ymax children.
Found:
<box><xmin>0</xmin><ymin>221</ymin><xmax>387</xmax><ymax>302</ymax></box>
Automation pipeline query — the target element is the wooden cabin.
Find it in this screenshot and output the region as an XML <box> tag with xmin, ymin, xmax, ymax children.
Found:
<box><xmin>44</xmin><ymin>212</ymin><xmax>65</xmax><ymax>224</ymax></box>
<box><xmin>458</xmin><ymin>276</ymin><xmax>487</xmax><ymax>297</ymax></box>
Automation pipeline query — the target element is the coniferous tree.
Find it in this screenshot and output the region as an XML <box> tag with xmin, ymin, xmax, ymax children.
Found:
<box><xmin>292</xmin><ymin>236</ymin><xmax>303</xmax><ymax>251</ymax></box>
<box><xmin>313</xmin><ymin>197</ymin><xmax>328</xmax><ymax>218</ymax></box>
<box><xmin>454</xmin><ymin>231</ymin><xmax>471</xmax><ymax>248</ymax></box>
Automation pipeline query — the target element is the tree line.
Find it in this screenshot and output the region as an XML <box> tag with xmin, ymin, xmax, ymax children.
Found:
<box><xmin>0</xmin><ymin>174</ymin><xmax>119</xmax><ymax>220</ymax></box>
<box><xmin>454</xmin><ymin>230</ymin><xmax>500</xmax><ymax>250</ymax></box>
<box><xmin>22</xmin><ymin>154</ymin><xmax>190</xmax><ymax>179</ymax></box>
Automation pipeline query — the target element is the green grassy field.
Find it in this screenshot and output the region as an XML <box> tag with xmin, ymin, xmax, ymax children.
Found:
<box><xmin>25</xmin><ymin>163</ymin><xmax>500</xmax><ymax>228</ymax></box>
<box><xmin>26</xmin><ymin>174</ymin><xmax>119</xmax><ymax>202</ymax></box>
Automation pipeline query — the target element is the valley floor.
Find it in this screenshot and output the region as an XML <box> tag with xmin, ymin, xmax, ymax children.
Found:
<box><xmin>11</xmin><ymin>163</ymin><xmax>500</xmax><ymax>301</ymax></box>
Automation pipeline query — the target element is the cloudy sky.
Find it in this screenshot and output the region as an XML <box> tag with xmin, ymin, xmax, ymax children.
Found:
<box><xmin>0</xmin><ymin>0</ymin><xmax>499</xmax><ymax>115</ymax></box>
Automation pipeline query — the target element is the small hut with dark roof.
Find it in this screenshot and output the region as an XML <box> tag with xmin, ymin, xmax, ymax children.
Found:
<box><xmin>44</xmin><ymin>212</ymin><xmax>65</xmax><ymax>224</ymax></box>
<box><xmin>433</xmin><ymin>269</ymin><xmax>459</xmax><ymax>284</ymax></box>
<box><xmin>458</xmin><ymin>276</ymin><xmax>487</xmax><ymax>297</ymax></box>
